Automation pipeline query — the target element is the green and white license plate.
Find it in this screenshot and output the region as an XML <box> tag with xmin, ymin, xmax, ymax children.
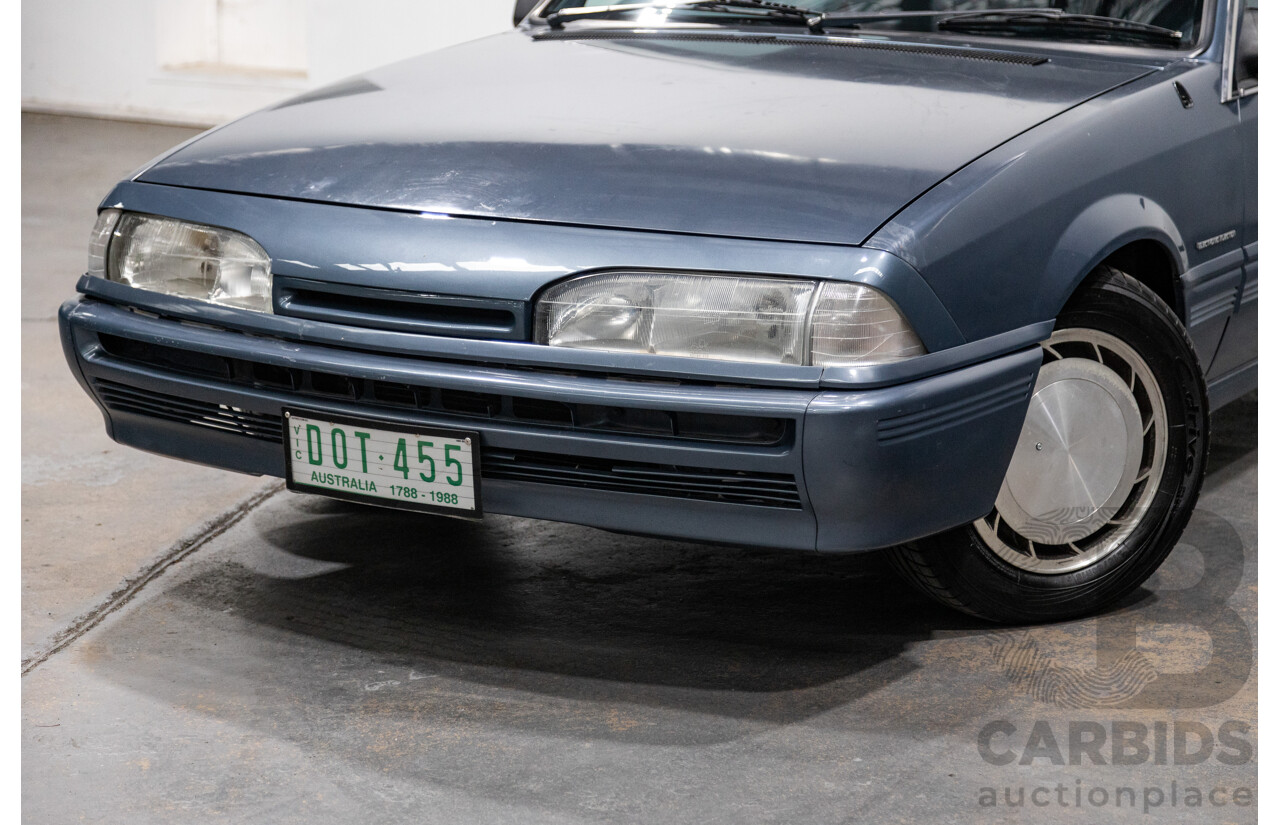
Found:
<box><xmin>283</xmin><ymin>410</ymin><xmax>481</xmax><ymax>517</ymax></box>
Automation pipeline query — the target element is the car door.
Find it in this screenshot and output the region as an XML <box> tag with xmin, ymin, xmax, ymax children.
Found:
<box><xmin>1206</xmin><ymin>0</ymin><xmax>1258</xmax><ymax>385</ymax></box>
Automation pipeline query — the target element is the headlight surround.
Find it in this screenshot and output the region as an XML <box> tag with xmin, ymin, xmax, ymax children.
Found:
<box><xmin>99</xmin><ymin>212</ymin><xmax>273</xmax><ymax>313</ymax></box>
<box><xmin>534</xmin><ymin>272</ymin><xmax>924</xmax><ymax>367</ymax></box>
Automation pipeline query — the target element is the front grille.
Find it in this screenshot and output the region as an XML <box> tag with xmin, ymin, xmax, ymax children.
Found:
<box><xmin>275</xmin><ymin>277</ymin><xmax>526</xmax><ymax>340</ymax></box>
<box><xmin>483</xmin><ymin>449</ymin><xmax>803</xmax><ymax>509</ymax></box>
<box><xmin>94</xmin><ymin>380</ymin><xmax>283</xmax><ymax>443</ymax></box>
<box><xmin>96</xmin><ymin>333</ymin><xmax>790</xmax><ymax>447</ymax></box>
<box><xmin>94</xmin><ymin>379</ymin><xmax>802</xmax><ymax>509</ymax></box>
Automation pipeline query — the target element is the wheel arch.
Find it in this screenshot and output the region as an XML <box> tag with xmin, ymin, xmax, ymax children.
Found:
<box><xmin>1043</xmin><ymin>195</ymin><xmax>1189</xmax><ymax>323</ymax></box>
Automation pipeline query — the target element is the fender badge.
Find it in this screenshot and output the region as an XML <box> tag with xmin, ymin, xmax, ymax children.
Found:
<box><xmin>1195</xmin><ymin>230</ymin><xmax>1237</xmax><ymax>250</ymax></box>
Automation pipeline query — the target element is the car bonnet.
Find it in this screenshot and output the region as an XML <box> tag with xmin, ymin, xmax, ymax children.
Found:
<box><xmin>137</xmin><ymin>29</ymin><xmax>1159</xmax><ymax>246</ymax></box>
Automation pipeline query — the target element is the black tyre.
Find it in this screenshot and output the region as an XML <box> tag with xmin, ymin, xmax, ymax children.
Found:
<box><xmin>888</xmin><ymin>266</ymin><xmax>1209</xmax><ymax>623</ymax></box>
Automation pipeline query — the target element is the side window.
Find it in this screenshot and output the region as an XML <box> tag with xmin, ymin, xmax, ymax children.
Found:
<box><xmin>1235</xmin><ymin>2</ymin><xmax>1258</xmax><ymax>92</ymax></box>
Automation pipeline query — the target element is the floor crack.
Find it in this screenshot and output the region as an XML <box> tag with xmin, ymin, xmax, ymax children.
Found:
<box><xmin>21</xmin><ymin>481</ymin><xmax>283</xmax><ymax>675</ymax></box>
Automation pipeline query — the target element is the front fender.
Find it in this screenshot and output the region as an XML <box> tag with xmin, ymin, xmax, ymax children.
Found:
<box><xmin>865</xmin><ymin>59</ymin><xmax>1237</xmax><ymax>344</ymax></box>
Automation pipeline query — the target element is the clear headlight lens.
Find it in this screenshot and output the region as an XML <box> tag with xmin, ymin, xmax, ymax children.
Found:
<box><xmin>87</xmin><ymin>208</ymin><xmax>120</xmax><ymax>278</ymax></box>
<box><xmin>536</xmin><ymin>272</ymin><xmax>817</xmax><ymax>365</ymax></box>
<box><xmin>808</xmin><ymin>282</ymin><xmax>925</xmax><ymax>366</ymax></box>
<box><xmin>535</xmin><ymin>272</ymin><xmax>923</xmax><ymax>366</ymax></box>
<box><xmin>102</xmin><ymin>213</ymin><xmax>273</xmax><ymax>313</ymax></box>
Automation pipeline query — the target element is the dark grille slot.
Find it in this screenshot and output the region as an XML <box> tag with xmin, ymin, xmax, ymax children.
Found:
<box><xmin>416</xmin><ymin>386</ymin><xmax>442</xmax><ymax>410</ymax></box>
<box><xmin>575</xmin><ymin>405</ymin><xmax>675</xmax><ymax>436</ymax></box>
<box><xmin>483</xmin><ymin>450</ymin><xmax>802</xmax><ymax>509</ymax></box>
<box><xmin>251</xmin><ymin>362</ymin><xmax>297</xmax><ymax>391</ymax></box>
<box><xmin>512</xmin><ymin>396</ymin><xmax>574</xmax><ymax>425</ymax></box>
<box><xmin>307</xmin><ymin>371</ymin><xmax>358</xmax><ymax>398</ymax></box>
<box><xmin>606</xmin><ymin>465</ymin><xmax>797</xmax><ymax>488</ymax></box>
<box><xmin>94</xmin><ymin>380</ymin><xmax>282</xmax><ymax>443</ymax></box>
<box><xmin>440</xmin><ymin>389</ymin><xmax>501</xmax><ymax>417</ymax></box>
<box><xmin>676</xmin><ymin>411</ymin><xmax>787</xmax><ymax>444</ymax></box>
<box><xmin>370</xmin><ymin>381</ymin><xmax>418</xmax><ymax>407</ymax></box>
<box><xmin>285</xmin><ymin>288</ymin><xmax>515</xmax><ymax>328</ymax></box>
<box><xmin>99</xmin><ymin>334</ymin><xmax>231</xmax><ymax>380</ymax></box>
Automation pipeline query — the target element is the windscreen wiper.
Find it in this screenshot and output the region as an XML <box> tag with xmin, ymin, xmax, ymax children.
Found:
<box><xmin>935</xmin><ymin>10</ymin><xmax>1184</xmax><ymax>47</ymax></box>
<box><xmin>547</xmin><ymin>1</ymin><xmax>827</xmax><ymax>31</ymax></box>
<box><xmin>808</xmin><ymin>10</ymin><xmax>949</xmax><ymax>33</ymax></box>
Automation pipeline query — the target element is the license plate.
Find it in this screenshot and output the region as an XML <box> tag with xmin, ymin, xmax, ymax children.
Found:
<box><xmin>283</xmin><ymin>410</ymin><xmax>481</xmax><ymax>517</ymax></box>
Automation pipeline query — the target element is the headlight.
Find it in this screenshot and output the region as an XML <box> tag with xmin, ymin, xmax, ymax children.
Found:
<box><xmin>93</xmin><ymin>211</ymin><xmax>273</xmax><ymax>313</ymax></box>
<box><xmin>534</xmin><ymin>272</ymin><xmax>923</xmax><ymax>366</ymax></box>
<box><xmin>536</xmin><ymin>272</ymin><xmax>815</xmax><ymax>365</ymax></box>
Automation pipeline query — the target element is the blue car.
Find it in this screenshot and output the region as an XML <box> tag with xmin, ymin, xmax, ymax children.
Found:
<box><xmin>60</xmin><ymin>0</ymin><xmax>1258</xmax><ymax>622</ymax></box>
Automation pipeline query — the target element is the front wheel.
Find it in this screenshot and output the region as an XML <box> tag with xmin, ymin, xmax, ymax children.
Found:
<box><xmin>888</xmin><ymin>267</ymin><xmax>1209</xmax><ymax>623</ymax></box>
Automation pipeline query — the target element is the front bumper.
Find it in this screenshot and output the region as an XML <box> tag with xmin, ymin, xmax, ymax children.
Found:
<box><xmin>61</xmin><ymin>297</ymin><xmax>1041</xmax><ymax>552</ymax></box>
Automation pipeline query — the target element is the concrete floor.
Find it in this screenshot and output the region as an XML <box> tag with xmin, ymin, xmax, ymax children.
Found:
<box><xmin>21</xmin><ymin>114</ymin><xmax>1258</xmax><ymax>823</ymax></box>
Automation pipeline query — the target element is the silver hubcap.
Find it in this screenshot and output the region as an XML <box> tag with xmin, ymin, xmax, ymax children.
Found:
<box><xmin>976</xmin><ymin>329</ymin><xmax>1167</xmax><ymax>574</ymax></box>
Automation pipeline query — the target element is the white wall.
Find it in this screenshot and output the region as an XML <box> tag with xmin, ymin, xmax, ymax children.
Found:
<box><xmin>22</xmin><ymin>0</ymin><xmax>515</xmax><ymax>126</ymax></box>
